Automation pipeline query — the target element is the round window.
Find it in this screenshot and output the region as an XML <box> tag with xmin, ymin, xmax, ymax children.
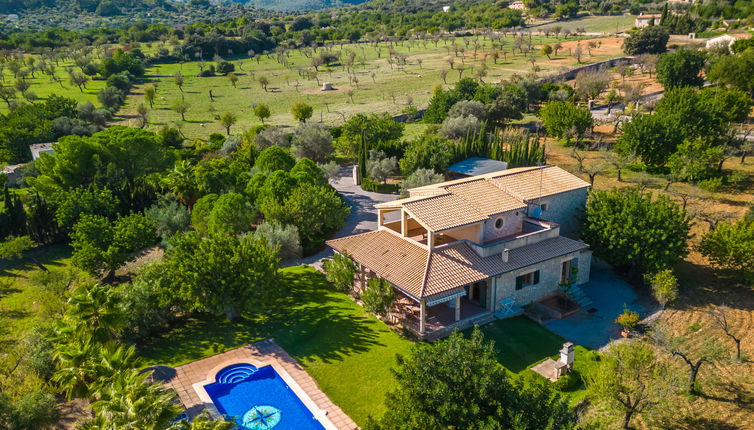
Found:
<box><xmin>494</xmin><ymin>217</ymin><xmax>504</xmax><ymax>230</ymax></box>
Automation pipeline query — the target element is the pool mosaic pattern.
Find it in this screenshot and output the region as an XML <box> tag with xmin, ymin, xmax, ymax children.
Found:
<box><xmin>205</xmin><ymin>364</ymin><xmax>325</xmax><ymax>430</ymax></box>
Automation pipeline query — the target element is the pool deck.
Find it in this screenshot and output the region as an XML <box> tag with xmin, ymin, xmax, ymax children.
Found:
<box><xmin>164</xmin><ymin>339</ymin><xmax>358</xmax><ymax>430</ymax></box>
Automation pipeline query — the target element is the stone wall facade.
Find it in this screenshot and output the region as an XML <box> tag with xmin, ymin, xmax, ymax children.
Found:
<box><xmin>487</xmin><ymin>249</ymin><xmax>592</xmax><ymax>311</ymax></box>
<box><xmin>527</xmin><ymin>188</ymin><xmax>588</xmax><ymax>239</ymax></box>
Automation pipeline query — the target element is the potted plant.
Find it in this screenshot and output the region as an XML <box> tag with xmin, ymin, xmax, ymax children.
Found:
<box><xmin>615</xmin><ymin>308</ymin><xmax>640</xmax><ymax>338</ymax></box>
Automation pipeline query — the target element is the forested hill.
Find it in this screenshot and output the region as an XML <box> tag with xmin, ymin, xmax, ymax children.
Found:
<box><xmin>0</xmin><ymin>0</ymin><xmax>366</xmax><ymax>15</ymax></box>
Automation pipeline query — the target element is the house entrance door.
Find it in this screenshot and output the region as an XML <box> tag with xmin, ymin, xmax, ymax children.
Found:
<box><xmin>467</xmin><ymin>280</ymin><xmax>488</xmax><ymax>308</ymax></box>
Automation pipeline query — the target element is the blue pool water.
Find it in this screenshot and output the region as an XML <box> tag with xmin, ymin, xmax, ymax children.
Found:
<box><xmin>204</xmin><ymin>364</ymin><xmax>326</xmax><ymax>430</ymax></box>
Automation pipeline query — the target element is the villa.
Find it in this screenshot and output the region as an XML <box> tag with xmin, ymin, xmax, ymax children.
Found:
<box><xmin>634</xmin><ymin>14</ymin><xmax>661</xmax><ymax>28</ymax></box>
<box><xmin>327</xmin><ymin>165</ymin><xmax>593</xmax><ymax>338</ymax></box>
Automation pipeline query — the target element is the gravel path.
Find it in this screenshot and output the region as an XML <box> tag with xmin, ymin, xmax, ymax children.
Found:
<box><xmin>292</xmin><ymin>166</ymin><xmax>398</xmax><ymax>268</ymax></box>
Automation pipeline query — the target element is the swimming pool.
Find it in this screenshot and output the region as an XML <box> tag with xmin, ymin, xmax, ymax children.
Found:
<box><xmin>203</xmin><ymin>363</ymin><xmax>326</xmax><ymax>430</ymax></box>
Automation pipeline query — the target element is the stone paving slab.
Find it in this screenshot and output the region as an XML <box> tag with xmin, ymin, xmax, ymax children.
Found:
<box><xmin>163</xmin><ymin>339</ymin><xmax>358</xmax><ymax>429</ymax></box>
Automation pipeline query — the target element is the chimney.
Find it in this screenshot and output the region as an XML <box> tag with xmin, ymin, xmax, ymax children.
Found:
<box><xmin>559</xmin><ymin>342</ymin><xmax>574</xmax><ymax>367</ymax></box>
<box><xmin>502</xmin><ymin>248</ymin><xmax>510</xmax><ymax>263</ymax></box>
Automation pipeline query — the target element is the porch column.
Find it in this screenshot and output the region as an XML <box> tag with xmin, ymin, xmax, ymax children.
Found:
<box><xmin>401</xmin><ymin>209</ymin><xmax>409</xmax><ymax>236</ymax></box>
<box><xmin>455</xmin><ymin>295</ymin><xmax>461</xmax><ymax>321</ymax></box>
<box><xmin>428</xmin><ymin>231</ymin><xmax>435</xmax><ymax>248</ymax></box>
<box><xmin>377</xmin><ymin>209</ymin><xmax>385</xmax><ymax>228</ymax></box>
<box><xmin>419</xmin><ymin>299</ymin><xmax>426</xmax><ymax>334</ymax></box>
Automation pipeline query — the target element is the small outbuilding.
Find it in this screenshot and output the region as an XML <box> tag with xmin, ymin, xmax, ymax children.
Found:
<box><xmin>635</xmin><ymin>14</ymin><xmax>661</xmax><ymax>28</ymax></box>
<box><xmin>446</xmin><ymin>157</ymin><xmax>507</xmax><ymax>179</ymax></box>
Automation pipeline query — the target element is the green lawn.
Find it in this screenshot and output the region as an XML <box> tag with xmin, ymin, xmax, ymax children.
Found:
<box><xmin>139</xmin><ymin>265</ymin><xmax>413</xmax><ymax>425</ymax></box>
<box><xmin>475</xmin><ymin>316</ymin><xmax>599</xmax><ymax>402</ymax></box>
<box><xmin>0</xmin><ymin>244</ymin><xmax>78</xmax><ymax>344</ymax></box>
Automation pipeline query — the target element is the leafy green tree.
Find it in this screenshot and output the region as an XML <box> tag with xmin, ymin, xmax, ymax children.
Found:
<box><xmin>291</xmin><ymin>123</ymin><xmax>333</xmax><ymax>163</ymax></box>
<box><xmin>399</xmin><ymin>134</ymin><xmax>452</xmax><ymax>175</ymax></box>
<box><xmin>71</xmin><ymin>213</ymin><xmax>158</xmax><ymax>278</ymax></box>
<box><xmin>581</xmin><ymin>188</ymin><xmax>690</xmax><ymax>278</ymax></box>
<box><xmin>164</xmin><ymin>231</ymin><xmax>279</xmax><ymax>320</ymax></box>
<box><xmin>91</xmin><ymin>370</ymin><xmax>181</xmax><ymax>429</ymax></box>
<box><xmin>253</xmin><ymin>222</ymin><xmax>302</xmax><ymax>262</ymax></box>
<box><xmin>667</xmin><ymin>140</ymin><xmax>724</xmax><ymax>182</ymax></box>
<box><xmin>367</xmin><ymin>328</ymin><xmax>576</xmax><ymax>429</ymax></box>
<box><xmin>171</xmin><ymin>100</ymin><xmax>189</xmax><ymax>121</ymax></box>
<box><xmin>254</xmin><ymin>104</ymin><xmax>271</xmax><ymax>124</ymax></box>
<box><xmin>219</xmin><ymin>112</ymin><xmax>237</xmax><ymax>136</ymax></box>
<box><xmin>290</xmin><ymin>158</ymin><xmax>327</xmax><ymax>186</ymax></box>
<box><xmin>191</xmin><ymin>194</ymin><xmax>219</xmax><ymax>233</ymax></box>
<box><xmin>538</xmin><ymin>101</ymin><xmax>593</xmax><ymax>144</ymax></box>
<box><xmin>616</xmin><ymin>114</ymin><xmax>681</xmax><ymax>169</ymax></box>
<box><xmin>54</xmin><ymin>187</ymin><xmax>119</xmax><ymax>232</ymax></box>
<box><xmin>207</xmin><ymin>192</ymin><xmax>255</xmax><ymax>235</ymax></box>
<box><xmin>399</xmin><ymin>168</ymin><xmax>444</xmax><ymax>198</ymax></box>
<box><xmin>707</xmin><ymin>47</ymin><xmax>754</xmax><ymax>96</ymax></box>
<box><xmin>699</xmin><ymin>86</ymin><xmax>753</xmax><ymax>124</ymax></box>
<box><xmin>255</xmin><ymin>146</ymin><xmax>296</xmax><ymax>172</ymax></box>
<box><xmin>290</xmin><ymin>100</ymin><xmax>313</xmax><ymax>123</ymax></box>
<box><xmin>32</xmin><ymin>127</ymin><xmax>171</xmax><ymax>208</ymax></box>
<box><xmin>646</xmin><ymin>269</ymin><xmax>679</xmax><ymax>307</ymax></box>
<box><xmin>584</xmin><ymin>341</ymin><xmax>675</xmax><ymax>429</ymax></box>
<box><xmin>322</xmin><ymin>251</ymin><xmax>357</xmax><ymax>292</ymax></box>
<box><xmin>654</xmin><ymin>87</ymin><xmax>722</xmax><ymax>142</ymax></box>
<box><xmin>699</xmin><ymin>218</ymin><xmax>754</xmax><ymax>283</ymax></box>
<box><xmin>274</xmin><ymin>183</ymin><xmax>350</xmax><ymax>253</ymax></box>
<box><xmin>362</xmin><ymin>277</ymin><xmax>395</xmax><ymax>317</ymax></box>
<box><xmin>656</xmin><ymin>50</ymin><xmax>706</xmax><ymax>88</ymax></box>
<box><xmin>340</xmin><ymin>113</ymin><xmax>405</xmax><ymax>159</ymax></box>
<box><xmin>622</xmin><ymin>26</ymin><xmax>669</xmax><ymax>55</ymax></box>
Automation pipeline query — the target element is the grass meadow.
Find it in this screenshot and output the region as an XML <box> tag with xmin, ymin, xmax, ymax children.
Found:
<box><xmin>118</xmin><ymin>34</ymin><xmax>625</xmax><ymax>139</ymax></box>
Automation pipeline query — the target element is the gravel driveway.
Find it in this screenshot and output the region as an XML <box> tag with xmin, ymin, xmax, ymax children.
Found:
<box><xmin>294</xmin><ymin>166</ymin><xmax>398</xmax><ymax>267</ymax></box>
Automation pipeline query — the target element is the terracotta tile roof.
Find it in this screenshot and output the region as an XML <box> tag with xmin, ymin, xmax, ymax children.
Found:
<box><xmin>403</xmin><ymin>194</ymin><xmax>488</xmax><ymax>231</ymax></box>
<box><xmin>446</xmin><ymin>180</ymin><xmax>526</xmax><ymax>216</ymax></box>
<box><xmin>377</xmin><ymin>166</ymin><xmax>588</xmax><ymax>231</ymax></box>
<box><xmin>327</xmin><ymin>230</ymin><xmax>588</xmax><ymax>301</ymax></box>
<box><xmin>374</xmin><ymin>194</ymin><xmax>446</xmax><ymax>209</ymax></box>
<box><xmin>327</xmin><ymin>230</ymin><xmax>428</xmax><ymax>298</ymax></box>
<box><xmin>487</xmin><ymin>165</ymin><xmax>589</xmax><ymax>201</ymax></box>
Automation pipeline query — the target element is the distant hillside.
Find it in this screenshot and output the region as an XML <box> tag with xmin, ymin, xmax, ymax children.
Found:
<box><xmin>0</xmin><ymin>0</ymin><xmax>366</xmax><ymax>14</ymax></box>
<box><xmin>232</xmin><ymin>0</ymin><xmax>367</xmax><ymax>12</ymax></box>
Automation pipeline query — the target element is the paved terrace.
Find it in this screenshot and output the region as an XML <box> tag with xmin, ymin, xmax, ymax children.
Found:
<box><xmin>164</xmin><ymin>339</ymin><xmax>357</xmax><ymax>430</ymax></box>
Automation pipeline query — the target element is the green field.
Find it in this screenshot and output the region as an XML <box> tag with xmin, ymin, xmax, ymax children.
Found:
<box><xmin>0</xmin><ymin>61</ymin><xmax>108</xmax><ymax>111</ymax></box>
<box><xmin>110</xmin><ymin>34</ymin><xmax>621</xmax><ymax>139</ymax></box>
<box><xmin>535</xmin><ymin>14</ymin><xmax>637</xmax><ymax>34</ymax></box>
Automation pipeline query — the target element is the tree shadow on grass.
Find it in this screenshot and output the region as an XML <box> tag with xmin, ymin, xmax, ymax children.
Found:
<box><xmin>0</xmin><ymin>244</ymin><xmax>72</xmax><ymax>278</ymax></box>
<box><xmin>270</xmin><ymin>269</ymin><xmax>385</xmax><ymax>364</ymax></box>
<box><xmin>140</xmin><ymin>267</ymin><xmax>385</xmax><ymax>367</ymax></box>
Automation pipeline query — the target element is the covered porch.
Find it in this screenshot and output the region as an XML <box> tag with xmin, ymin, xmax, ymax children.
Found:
<box><xmin>391</xmin><ymin>281</ymin><xmax>493</xmax><ymax>338</ymax></box>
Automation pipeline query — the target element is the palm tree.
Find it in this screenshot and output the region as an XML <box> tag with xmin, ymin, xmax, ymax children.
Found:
<box><xmin>88</xmin><ymin>343</ymin><xmax>139</xmax><ymax>397</ymax></box>
<box><xmin>169</xmin><ymin>411</ymin><xmax>235</xmax><ymax>430</ymax></box>
<box><xmin>163</xmin><ymin>160</ymin><xmax>198</xmax><ymax>208</ymax></box>
<box><xmin>92</xmin><ymin>370</ymin><xmax>182</xmax><ymax>429</ymax></box>
<box><xmin>53</xmin><ymin>330</ymin><xmax>97</xmax><ymax>400</ymax></box>
<box><xmin>66</xmin><ymin>282</ymin><xmax>125</xmax><ymax>342</ymax></box>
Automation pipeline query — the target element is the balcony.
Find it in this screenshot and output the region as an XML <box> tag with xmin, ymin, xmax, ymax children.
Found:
<box><xmin>469</xmin><ymin>218</ymin><xmax>560</xmax><ymax>258</ymax></box>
